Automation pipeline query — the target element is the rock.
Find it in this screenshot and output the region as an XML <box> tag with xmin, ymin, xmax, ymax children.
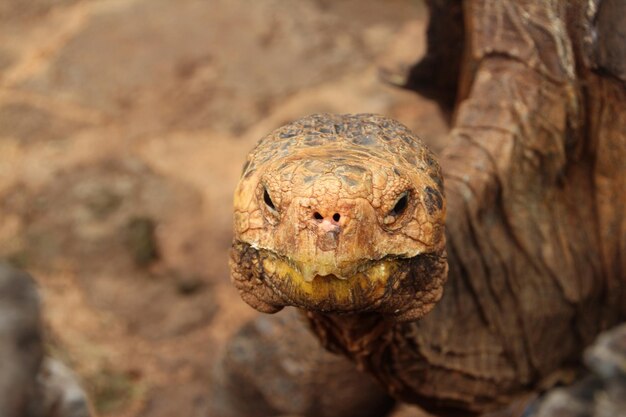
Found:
<box><xmin>39</xmin><ymin>359</ymin><xmax>91</xmax><ymax>417</ymax></box>
<box><xmin>0</xmin><ymin>263</ymin><xmax>92</xmax><ymax>417</ymax></box>
<box><xmin>585</xmin><ymin>324</ymin><xmax>626</xmax><ymax>417</ymax></box>
<box><xmin>585</xmin><ymin>323</ymin><xmax>626</xmax><ymax>380</ymax></box>
<box><xmin>0</xmin><ymin>263</ymin><xmax>44</xmax><ymax>417</ymax></box>
<box><xmin>531</xmin><ymin>324</ymin><xmax>626</xmax><ymax>417</ymax></box>
<box><xmin>210</xmin><ymin>308</ymin><xmax>394</xmax><ymax>417</ymax></box>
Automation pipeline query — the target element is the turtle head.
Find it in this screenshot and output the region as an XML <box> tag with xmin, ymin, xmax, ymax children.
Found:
<box><xmin>231</xmin><ymin>114</ymin><xmax>447</xmax><ymax>321</ymax></box>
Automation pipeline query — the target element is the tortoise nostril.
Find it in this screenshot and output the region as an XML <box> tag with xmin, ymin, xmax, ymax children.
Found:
<box><xmin>313</xmin><ymin>212</ymin><xmax>341</xmax><ymax>222</ymax></box>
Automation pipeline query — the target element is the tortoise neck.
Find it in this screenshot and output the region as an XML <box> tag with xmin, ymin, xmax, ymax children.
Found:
<box><xmin>303</xmin><ymin>310</ymin><xmax>398</xmax><ymax>371</ymax></box>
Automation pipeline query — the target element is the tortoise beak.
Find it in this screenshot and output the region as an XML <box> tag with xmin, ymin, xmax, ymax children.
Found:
<box><xmin>296</xmin><ymin>263</ymin><xmax>348</xmax><ymax>283</ymax></box>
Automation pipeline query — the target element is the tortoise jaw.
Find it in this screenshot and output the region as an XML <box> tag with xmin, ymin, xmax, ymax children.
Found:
<box><xmin>260</xmin><ymin>251</ymin><xmax>402</xmax><ymax>312</ymax></box>
<box><xmin>303</xmin><ymin>273</ymin><xmax>346</xmax><ymax>283</ymax></box>
<box><xmin>296</xmin><ymin>263</ymin><xmax>350</xmax><ymax>282</ymax></box>
<box><xmin>230</xmin><ymin>241</ymin><xmax>448</xmax><ymax>321</ymax></box>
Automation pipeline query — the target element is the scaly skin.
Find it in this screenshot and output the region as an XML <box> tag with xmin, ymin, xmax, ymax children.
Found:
<box><xmin>230</xmin><ymin>1</ymin><xmax>626</xmax><ymax>414</ymax></box>
<box><xmin>231</xmin><ymin>113</ymin><xmax>447</xmax><ymax>322</ymax></box>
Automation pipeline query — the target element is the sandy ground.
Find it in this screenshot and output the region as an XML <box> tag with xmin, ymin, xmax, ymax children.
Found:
<box><xmin>0</xmin><ymin>1</ymin><xmax>448</xmax><ymax>416</ymax></box>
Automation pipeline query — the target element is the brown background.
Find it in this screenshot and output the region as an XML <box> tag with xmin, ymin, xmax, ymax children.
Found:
<box><xmin>0</xmin><ymin>1</ymin><xmax>448</xmax><ymax>416</ymax></box>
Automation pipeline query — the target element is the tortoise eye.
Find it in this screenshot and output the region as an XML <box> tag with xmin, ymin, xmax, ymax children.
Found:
<box><xmin>263</xmin><ymin>188</ymin><xmax>276</xmax><ymax>211</ymax></box>
<box><xmin>390</xmin><ymin>192</ymin><xmax>409</xmax><ymax>216</ymax></box>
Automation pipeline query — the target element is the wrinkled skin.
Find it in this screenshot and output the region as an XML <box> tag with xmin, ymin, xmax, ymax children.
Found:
<box><xmin>232</xmin><ymin>113</ymin><xmax>447</xmax><ymax>322</ymax></box>
<box><xmin>230</xmin><ymin>0</ymin><xmax>625</xmax><ymax>415</ymax></box>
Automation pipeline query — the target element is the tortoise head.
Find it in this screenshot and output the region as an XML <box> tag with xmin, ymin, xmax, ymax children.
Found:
<box><xmin>231</xmin><ymin>114</ymin><xmax>447</xmax><ymax>321</ymax></box>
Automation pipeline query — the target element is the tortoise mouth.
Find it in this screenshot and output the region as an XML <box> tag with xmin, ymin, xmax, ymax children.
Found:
<box><xmin>257</xmin><ymin>248</ymin><xmax>409</xmax><ymax>313</ymax></box>
<box><xmin>231</xmin><ymin>241</ymin><xmax>448</xmax><ymax>320</ymax></box>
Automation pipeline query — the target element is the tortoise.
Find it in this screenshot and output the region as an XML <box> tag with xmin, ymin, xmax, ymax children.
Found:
<box><xmin>225</xmin><ymin>0</ymin><xmax>625</xmax><ymax>415</ymax></box>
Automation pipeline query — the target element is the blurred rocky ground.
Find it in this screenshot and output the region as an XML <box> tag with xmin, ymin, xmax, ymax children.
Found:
<box><xmin>0</xmin><ymin>263</ymin><xmax>91</xmax><ymax>417</ymax></box>
<box><xmin>0</xmin><ymin>0</ymin><xmax>449</xmax><ymax>416</ymax></box>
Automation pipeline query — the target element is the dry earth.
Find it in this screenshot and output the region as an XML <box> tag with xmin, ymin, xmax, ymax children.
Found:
<box><xmin>0</xmin><ymin>1</ymin><xmax>448</xmax><ymax>416</ymax></box>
